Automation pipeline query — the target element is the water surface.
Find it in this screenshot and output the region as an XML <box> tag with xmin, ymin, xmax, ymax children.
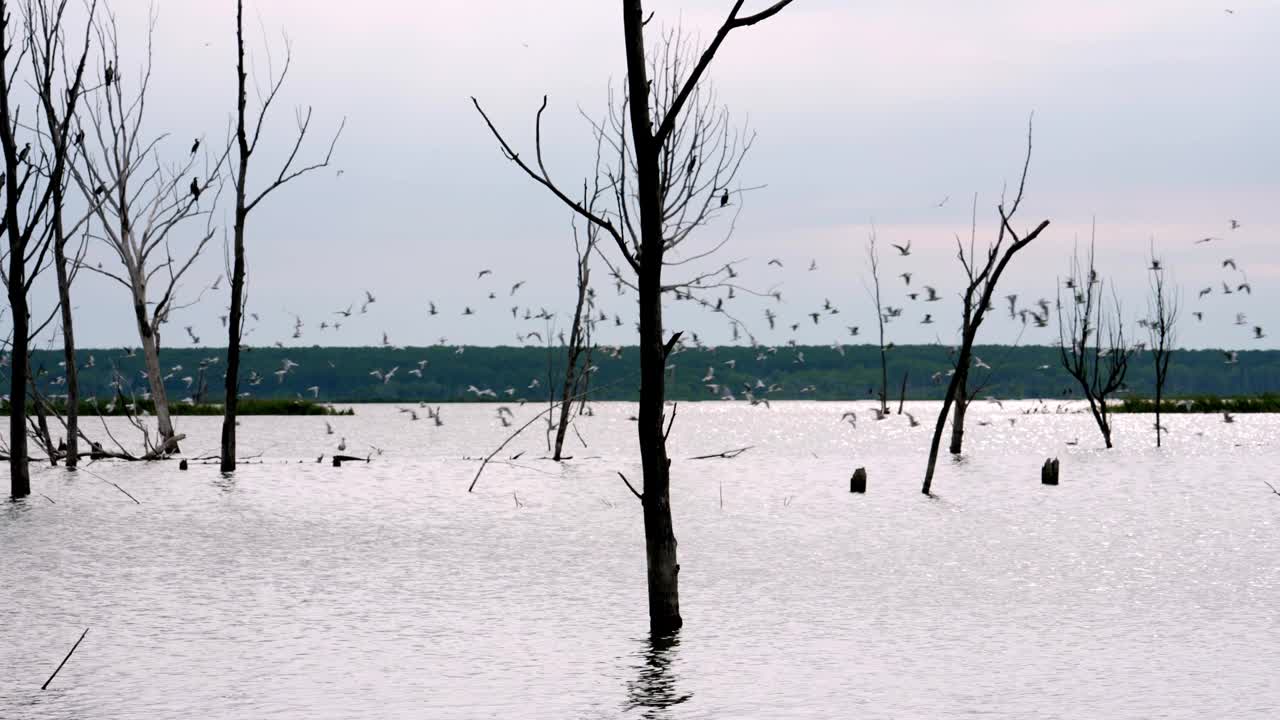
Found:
<box><xmin>3</xmin><ymin>401</ymin><xmax>1278</xmax><ymax>718</ymax></box>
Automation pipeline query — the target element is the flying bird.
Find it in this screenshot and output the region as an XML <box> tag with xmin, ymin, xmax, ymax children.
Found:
<box><xmin>891</xmin><ymin>241</ymin><xmax>912</xmax><ymax>256</ymax></box>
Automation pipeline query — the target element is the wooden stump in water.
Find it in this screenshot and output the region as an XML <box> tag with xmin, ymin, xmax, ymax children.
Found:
<box><xmin>178</xmin><ymin>459</ymin><xmax>188</xmax><ymax>471</ymax></box>
<box><xmin>850</xmin><ymin>467</ymin><xmax>867</xmax><ymax>493</ymax></box>
<box><xmin>1041</xmin><ymin>458</ymin><xmax>1059</xmax><ymax>485</ymax></box>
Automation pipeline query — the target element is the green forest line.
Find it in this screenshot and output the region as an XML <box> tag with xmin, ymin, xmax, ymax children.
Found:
<box><xmin>17</xmin><ymin>344</ymin><xmax>1280</xmax><ymax>404</ymax></box>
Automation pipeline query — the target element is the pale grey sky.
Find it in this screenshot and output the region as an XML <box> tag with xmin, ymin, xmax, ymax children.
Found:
<box><xmin>25</xmin><ymin>0</ymin><xmax>1280</xmax><ymax>351</ymax></box>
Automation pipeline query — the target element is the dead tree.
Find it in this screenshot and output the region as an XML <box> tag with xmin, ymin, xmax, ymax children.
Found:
<box><xmin>72</xmin><ymin>11</ymin><xmax>223</xmax><ymax>454</ymax></box>
<box><xmin>220</xmin><ymin>0</ymin><xmax>342</xmax><ymax>472</ymax></box>
<box><xmin>946</xmin><ymin>194</ymin><xmax>1003</xmax><ymax>456</ymax></box>
<box><xmin>865</xmin><ymin>234</ymin><xmax>889</xmax><ymax>415</ymax></box>
<box><xmin>552</xmin><ymin>218</ymin><xmax>597</xmax><ymax>461</ymax></box>
<box><xmin>27</xmin><ymin>0</ymin><xmax>95</xmax><ymax>470</ymax></box>
<box><xmin>922</xmin><ymin>123</ymin><xmax>1050</xmax><ymax>495</ymax></box>
<box><xmin>0</xmin><ymin>0</ymin><xmax>92</xmax><ymax>497</ymax></box>
<box><xmin>1145</xmin><ymin>244</ymin><xmax>1178</xmax><ymax>448</ymax></box>
<box><xmin>474</xmin><ymin>1</ymin><xmax>795</xmax><ymax>634</ymax></box>
<box><xmin>1057</xmin><ymin>235</ymin><xmax>1130</xmax><ymax>449</ymax></box>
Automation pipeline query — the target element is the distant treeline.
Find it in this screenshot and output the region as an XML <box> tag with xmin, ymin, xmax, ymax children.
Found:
<box><xmin>4</xmin><ymin>397</ymin><xmax>350</xmax><ymax>416</ymax></box>
<box><xmin>20</xmin><ymin>344</ymin><xmax>1280</xmax><ymax>403</ymax></box>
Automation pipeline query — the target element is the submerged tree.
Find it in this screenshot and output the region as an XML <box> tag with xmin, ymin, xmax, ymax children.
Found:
<box><xmin>1</xmin><ymin>0</ymin><xmax>93</xmax><ymax>496</ymax></box>
<box><xmin>921</xmin><ymin>124</ymin><xmax>1050</xmax><ymax>495</ymax></box>
<box><xmin>1057</xmin><ymin>235</ymin><xmax>1130</xmax><ymax>449</ymax></box>
<box><xmin>1145</xmin><ymin>244</ymin><xmax>1178</xmax><ymax>448</ymax></box>
<box><xmin>220</xmin><ymin>0</ymin><xmax>341</xmax><ymax>472</ymax></box>
<box><xmin>474</xmin><ymin>1</ymin><xmax>795</xmax><ymax>634</ymax></box>
<box><xmin>865</xmin><ymin>234</ymin><xmax>889</xmax><ymax>416</ymax></box>
<box><xmin>552</xmin><ymin>218</ymin><xmax>598</xmax><ymax>461</ymax></box>
<box><xmin>946</xmin><ymin>194</ymin><xmax>1008</xmax><ymax>456</ymax></box>
<box><xmin>28</xmin><ymin>0</ymin><xmax>96</xmax><ymax>470</ymax></box>
<box><xmin>73</xmin><ymin>11</ymin><xmax>223</xmax><ymax>455</ymax></box>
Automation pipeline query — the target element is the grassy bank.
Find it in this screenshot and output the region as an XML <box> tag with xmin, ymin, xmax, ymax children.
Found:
<box><xmin>1114</xmin><ymin>394</ymin><xmax>1280</xmax><ymax>414</ymax></box>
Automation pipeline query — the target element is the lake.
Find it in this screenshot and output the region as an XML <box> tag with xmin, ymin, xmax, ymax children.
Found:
<box><xmin>2</xmin><ymin>401</ymin><xmax>1278</xmax><ymax>719</ymax></box>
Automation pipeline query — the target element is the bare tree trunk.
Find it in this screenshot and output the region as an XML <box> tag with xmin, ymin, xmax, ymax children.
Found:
<box><xmin>52</xmin><ymin>190</ymin><xmax>78</xmax><ymax>468</ymax></box>
<box><xmin>923</xmin><ymin>346</ymin><xmax>966</xmax><ymax>492</ymax></box>
<box><xmin>553</xmin><ymin>246</ymin><xmax>590</xmax><ymax>460</ymax></box>
<box><xmin>871</xmin><ymin>247</ymin><xmax>888</xmax><ymax>415</ymax></box>
<box><xmin>8</xmin><ymin>282</ymin><xmax>30</xmax><ymax>497</ymax></box>
<box><xmin>1154</xmin><ymin>387</ymin><xmax>1161</xmax><ymax>448</ymax></box>
<box><xmin>31</xmin><ymin>375</ymin><xmax>56</xmax><ymax>466</ymax></box>
<box><xmin>624</xmin><ymin>0</ymin><xmax>680</xmax><ymax>635</ymax></box>
<box><xmin>221</xmin><ymin>1</ymin><xmax>250</xmax><ymax>473</ymax></box>
<box><xmin>897</xmin><ymin>370</ymin><xmax>908</xmax><ymax>415</ymax></box>
<box><xmin>948</xmin><ymin>369</ymin><xmax>968</xmax><ymax>455</ymax></box>
<box><xmin>922</xmin><ymin>123</ymin><xmax>1049</xmax><ymax>494</ymax></box>
<box><xmin>220</xmin><ymin>0</ymin><xmax>339</xmax><ymax>471</ymax></box>
<box><xmin>220</xmin><ymin>214</ymin><xmax>246</xmax><ymax>472</ymax></box>
<box><xmin>474</xmin><ymin>0</ymin><xmax>790</xmax><ymax>635</ymax></box>
<box><xmin>130</xmin><ymin>285</ymin><xmax>178</xmax><ymax>450</ymax></box>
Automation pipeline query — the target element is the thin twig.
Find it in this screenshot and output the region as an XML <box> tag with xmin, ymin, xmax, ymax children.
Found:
<box><xmin>690</xmin><ymin>446</ymin><xmax>753</xmax><ymax>460</ymax></box>
<box><xmin>108</xmin><ymin>481</ymin><xmax>140</xmax><ymax>504</ymax></box>
<box><xmin>618</xmin><ymin>471</ymin><xmax>643</xmax><ymax>502</ymax></box>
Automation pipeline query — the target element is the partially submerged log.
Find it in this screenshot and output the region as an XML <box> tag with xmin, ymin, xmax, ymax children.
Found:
<box><xmin>332</xmin><ymin>454</ymin><xmax>370</xmax><ymax>467</ymax></box>
<box><xmin>86</xmin><ymin>433</ymin><xmax>187</xmax><ymax>462</ymax></box>
<box><xmin>850</xmin><ymin>467</ymin><xmax>867</xmax><ymax>493</ymax></box>
<box><xmin>1041</xmin><ymin>458</ymin><xmax>1060</xmax><ymax>485</ymax></box>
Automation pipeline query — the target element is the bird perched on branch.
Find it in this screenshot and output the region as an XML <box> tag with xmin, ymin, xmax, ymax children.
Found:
<box><xmin>190</xmin><ymin>177</ymin><xmax>201</xmax><ymax>201</ymax></box>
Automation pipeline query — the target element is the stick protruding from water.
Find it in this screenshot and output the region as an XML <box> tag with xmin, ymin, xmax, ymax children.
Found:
<box><xmin>42</xmin><ymin>627</ymin><xmax>89</xmax><ymax>690</ymax></box>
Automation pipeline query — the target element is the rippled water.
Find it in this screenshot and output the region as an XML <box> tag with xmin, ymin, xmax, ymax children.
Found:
<box><xmin>2</xmin><ymin>401</ymin><xmax>1278</xmax><ymax>719</ymax></box>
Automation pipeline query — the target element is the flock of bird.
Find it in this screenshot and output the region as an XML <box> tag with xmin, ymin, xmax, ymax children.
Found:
<box><xmin>20</xmin><ymin>198</ymin><xmax>1266</xmax><ymax>456</ymax></box>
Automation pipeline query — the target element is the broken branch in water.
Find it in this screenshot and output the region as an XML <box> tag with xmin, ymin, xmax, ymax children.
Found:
<box><xmin>108</xmin><ymin>481</ymin><xmax>141</xmax><ymax>504</ymax></box>
<box><xmin>468</xmin><ymin>371</ymin><xmax>639</xmax><ymax>493</ymax></box>
<box><xmin>42</xmin><ymin>628</ymin><xmax>89</xmax><ymax>690</ymax></box>
<box><xmin>663</xmin><ymin>402</ymin><xmax>677</xmax><ymax>442</ymax></box>
<box><xmin>618</xmin><ymin>471</ymin><xmax>643</xmax><ymax>502</ymax></box>
<box><xmin>690</xmin><ymin>446</ymin><xmax>753</xmax><ymax>460</ymax></box>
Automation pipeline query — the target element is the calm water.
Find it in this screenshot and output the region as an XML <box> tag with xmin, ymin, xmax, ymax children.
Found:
<box><xmin>2</xmin><ymin>401</ymin><xmax>1278</xmax><ymax>719</ymax></box>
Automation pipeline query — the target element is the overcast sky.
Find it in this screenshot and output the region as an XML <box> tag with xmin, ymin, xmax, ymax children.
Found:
<box><xmin>26</xmin><ymin>0</ymin><xmax>1279</xmax><ymax>352</ymax></box>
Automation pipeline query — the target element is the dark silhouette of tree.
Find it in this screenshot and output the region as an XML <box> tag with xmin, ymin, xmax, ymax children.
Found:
<box><xmin>552</xmin><ymin>217</ymin><xmax>598</xmax><ymax>461</ymax></box>
<box><xmin>1057</xmin><ymin>232</ymin><xmax>1130</xmax><ymax>449</ymax></box>
<box><xmin>1145</xmin><ymin>243</ymin><xmax>1178</xmax><ymax>447</ymax></box>
<box><xmin>220</xmin><ymin>0</ymin><xmax>342</xmax><ymax>472</ymax></box>
<box><xmin>473</xmin><ymin>0</ymin><xmax>795</xmax><ymax>634</ymax></box>
<box><xmin>28</xmin><ymin>0</ymin><xmax>97</xmax><ymax>470</ymax></box>
<box><xmin>922</xmin><ymin>123</ymin><xmax>1050</xmax><ymax>495</ymax></box>
<box><xmin>865</xmin><ymin>234</ymin><xmax>889</xmax><ymax>415</ymax></box>
<box><xmin>72</xmin><ymin>10</ymin><xmax>225</xmax><ymax>455</ymax></box>
<box><xmin>1</xmin><ymin>0</ymin><xmax>93</xmax><ymax>496</ymax></box>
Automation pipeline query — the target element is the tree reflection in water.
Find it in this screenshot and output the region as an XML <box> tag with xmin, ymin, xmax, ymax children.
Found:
<box><xmin>625</xmin><ymin>631</ymin><xmax>691</xmax><ymax>718</ymax></box>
